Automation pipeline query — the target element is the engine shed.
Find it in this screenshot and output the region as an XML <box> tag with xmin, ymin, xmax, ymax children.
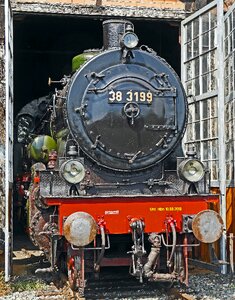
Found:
<box><xmin>0</xmin><ymin>0</ymin><xmax>235</xmax><ymax>281</ymax></box>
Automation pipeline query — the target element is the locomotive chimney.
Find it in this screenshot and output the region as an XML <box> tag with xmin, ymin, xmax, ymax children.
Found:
<box><xmin>103</xmin><ymin>19</ymin><xmax>134</xmax><ymax>50</ymax></box>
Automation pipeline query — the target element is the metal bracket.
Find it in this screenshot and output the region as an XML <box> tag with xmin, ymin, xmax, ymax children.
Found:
<box><xmin>182</xmin><ymin>214</ymin><xmax>194</xmax><ymax>233</ymax></box>
<box><xmin>128</xmin><ymin>219</ymin><xmax>146</xmax><ymax>283</ymax></box>
<box><xmin>71</xmin><ymin>234</ymin><xmax>110</xmax><ymax>251</ymax></box>
<box><xmin>91</xmin><ymin>135</ymin><xmax>105</xmax><ymax>150</ymax></box>
<box><xmin>124</xmin><ymin>150</ymin><xmax>142</xmax><ymax>164</ymax></box>
<box><xmin>154</xmin><ymin>73</ymin><xmax>170</xmax><ymax>87</ymax></box>
<box><xmin>156</xmin><ymin>135</ymin><xmax>168</xmax><ymax>148</ymax></box>
<box><xmin>74</xmin><ymin>104</ymin><xmax>88</xmax><ymax>117</ymax></box>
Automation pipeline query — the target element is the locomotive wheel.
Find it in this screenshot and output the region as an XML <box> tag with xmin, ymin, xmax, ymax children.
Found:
<box><xmin>67</xmin><ymin>250</ymin><xmax>85</xmax><ymax>296</ymax></box>
<box><xmin>67</xmin><ymin>255</ymin><xmax>78</xmax><ymax>291</ymax></box>
<box><xmin>174</xmin><ymin>248</ymin><xmax>185</xmax><ymax>283</ymax></box>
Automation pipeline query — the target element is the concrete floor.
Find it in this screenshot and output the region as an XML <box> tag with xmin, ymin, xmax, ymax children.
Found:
<box><xmin>0</xmin><ymin>234</ymin><xmax>44</xmax><ymax>276</ymax></box>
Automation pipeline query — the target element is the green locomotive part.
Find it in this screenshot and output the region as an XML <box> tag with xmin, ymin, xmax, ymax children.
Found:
<box><xmin>72</xmin><ymin>50</ymin><xmax>101</xmax><ymax>72</ymax></box>
<box><xmin>29</xmin><ymin>135</ymin><xmax>57</xmax><ymax>163</ymax></box>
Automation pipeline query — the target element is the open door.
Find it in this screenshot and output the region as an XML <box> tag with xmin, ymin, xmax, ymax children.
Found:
<box><xmin>4</xmin><ymin>0</ymin><xmax>14</xmax><ymax>282</ymax></box>
<box><xmin>181</xmin><ymin>0</ymin><xmax>226</xmax><ymax>272</ymax></box>
<box><xmin>181</xmin><ymin>1</ymin><xmax>221</xmax><ymax>185</ymax></box>
<box><xmin>224</xmin><ymin>3</ymin><xmax>235</xmax><ymax>190</ymax></box>
<box><xmin>223</xmin><ymin>0</ymin><xmax>235</xmax><ymax>255</ymax></box>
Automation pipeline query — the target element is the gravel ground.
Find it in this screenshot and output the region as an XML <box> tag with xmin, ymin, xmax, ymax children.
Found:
<box><xmin>176</xmin><ymin>273</ymin><xmax>235</xmax><ymax>300</ymax></box>
<box><xmin>0</xmin><ymin>272</ymin><xmax>235</xmax><ymax>300</ymax></box>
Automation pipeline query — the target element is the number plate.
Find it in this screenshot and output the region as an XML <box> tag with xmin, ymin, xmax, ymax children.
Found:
<box><xmin>108</xmin><ymin>90</ymin><xmax>153</xmax><ymax>104</ymax></box>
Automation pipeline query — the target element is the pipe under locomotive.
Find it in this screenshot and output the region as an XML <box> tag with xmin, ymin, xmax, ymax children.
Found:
<box><xmin>14</xmin><ymin>20</ymin><xmax>224</xmax><ymax>294</ymax></box>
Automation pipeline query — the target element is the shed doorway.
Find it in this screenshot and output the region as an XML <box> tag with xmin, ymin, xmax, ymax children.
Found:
<box><xmin>13</xmin><ymin>14</ymin><xmax>181</xmax><ymax>234</ymax></box>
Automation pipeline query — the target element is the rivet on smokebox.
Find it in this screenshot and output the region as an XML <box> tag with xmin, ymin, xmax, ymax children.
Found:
<box><xmin>63</xmin><ymin>212</ymin><xmax>97</xmax><ymax>247</ymax></box>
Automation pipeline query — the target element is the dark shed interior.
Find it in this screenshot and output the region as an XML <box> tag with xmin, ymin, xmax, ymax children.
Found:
<box><xmin>13</xmin><ymin>15</ymin><xmax>181</xmax><ymax>116</ymax></box>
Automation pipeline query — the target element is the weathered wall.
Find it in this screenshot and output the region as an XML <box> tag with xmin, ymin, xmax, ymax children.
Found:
<box><xmin>11</xmin><ymin>0</ymin><xmax>194</xmax><ymax>20</ymax></box>
<box><xmin>0</xmin><ymin>0</ymin><xmax>6</xmax><ymax>248</ymax></box>
<box><xmin>13</xmin><ymin>0</ymin><xmax>186</xmax><ymax>9</ymax></box>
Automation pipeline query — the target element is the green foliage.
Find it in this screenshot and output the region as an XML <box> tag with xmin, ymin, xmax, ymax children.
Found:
<box><xmin>11</xmin><ymin>278</ymin><xmax>46</xmax><ymax>292</ymax></box>
<box><xmin>0</xmin><ymin>272</ymin><xmax>47</xmax><ymax>296</ymax></box>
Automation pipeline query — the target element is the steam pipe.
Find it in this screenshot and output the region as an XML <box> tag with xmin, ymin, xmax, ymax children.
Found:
<box><xmin>161</xmin><ymin>234</ymin><xmax>200</xmax><ymax>247</ymax></box>
<box><xmin>167</xmin><ymin>222</ymin><xmax>177</xmax><ymax>267</ymax></box>
<box><xmin>143</xmin><ymin>234</ymin><xmax>161</xmax><ymax>277</ymax></box>
<box><xmin>94</xmin><ymin>226</ymin><xmax>106</xmax><ymax>272</ymax></box>
<box><xmin>183</xmin><ymin>234</ymin><xmax>189</xmax><ymax>285</ymax></box>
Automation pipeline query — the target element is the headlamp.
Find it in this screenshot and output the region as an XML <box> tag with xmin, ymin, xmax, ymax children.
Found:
<box><xmin>60</xmin><ymin>160</ymin><xmax>85</xmax><ymax>184</ymax></box>
<box><xmin>178</xmin><ymin>159</ymin><xmax>205</xmax><ymax>183</ymax></box>
<box><xmin>122</xmin><ymin>32</ymin><xmax>139</xmax><ymax>49</ymax></box>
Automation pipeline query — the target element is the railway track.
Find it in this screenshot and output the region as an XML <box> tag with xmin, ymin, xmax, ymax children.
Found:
<box><xmin>26</xmin><ymin>266</ymin><xmax>197</xmax><ymax>300</ymax></box>
<box><xmin>5</xmin><ymin>237</ymin><xmax>194</xmax><ymax>299</ymax></box>
<box><xmin>0</xmin><ymin>263</ymin><xmax>220</xmax><ymax>300</ymax></box>
<box><xmin>56</xmin><ymin>267</ymin><xmax>197</xmax><ymax>300</ymax></box>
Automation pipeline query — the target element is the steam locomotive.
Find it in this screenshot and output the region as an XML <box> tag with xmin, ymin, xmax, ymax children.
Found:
<box><xmin>15</xmin><ymin>20</ymin><xmax>224</xmax><ymax>294</ymax></box>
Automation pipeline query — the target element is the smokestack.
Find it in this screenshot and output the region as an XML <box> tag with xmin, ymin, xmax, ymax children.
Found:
<box><xmin>102</xmin><ymin>19</ymin><xmax>134</xmax><ymax>50</ymax></box>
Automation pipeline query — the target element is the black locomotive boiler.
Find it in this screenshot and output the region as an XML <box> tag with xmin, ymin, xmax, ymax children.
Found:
<box><xmin>15</xmin><ymin>19</ymin><xmax>224</xmax><ymax>294</ymax></box>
